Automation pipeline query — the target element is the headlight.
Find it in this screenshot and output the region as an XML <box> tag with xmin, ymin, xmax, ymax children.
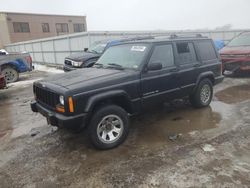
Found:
<box><xmin>72</xmin><ymin>61</ymin><xmax>83</xmax><ymax>67</ymax></box>
<box><xmin>59</xmin><ymin>95</ymin><xmax>64</xmax><ymax>105</ymax></box>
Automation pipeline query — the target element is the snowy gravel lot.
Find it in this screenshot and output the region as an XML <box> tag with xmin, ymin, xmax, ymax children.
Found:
<box><xmin>0</xmin><ymin>68</ymin><xmax>250</xmax><ymax>188</ymax></box>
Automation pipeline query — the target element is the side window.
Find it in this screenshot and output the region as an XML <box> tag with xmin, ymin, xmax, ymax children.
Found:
<box><xmin>196</xmin><ymin>40</ymin><xmax>217</xmax><ymax>62</ymax></box>
<box><xmin>176</xmin><ymin>42</ymin><xmax>197</xmax><ymax>64</ymax></box>
<box><xmin>149</xmin><ymin>44</ymin><xmax>174</xmax><ymax>68</ymax></box>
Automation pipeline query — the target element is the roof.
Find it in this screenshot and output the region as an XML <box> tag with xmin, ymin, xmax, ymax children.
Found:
<box><xmin>92</xmin><ymin>36</ymin><xmax>155</xmax><ymax>45</ymax></box>
<box><xmin>121</xmin><ymin>34</ymin><xmax>210</xmax><ymax>44</ymax></box>
<box><xmin>0</xmin><ymin>11</ymin><xmax>86</xmax><ymax>18</ymax></box>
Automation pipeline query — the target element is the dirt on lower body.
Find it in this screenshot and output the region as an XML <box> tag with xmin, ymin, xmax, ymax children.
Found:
<box><xmin>0</xmin><ymin>72</ymin><xmax>250</xmax><ymax>188</ymax></box>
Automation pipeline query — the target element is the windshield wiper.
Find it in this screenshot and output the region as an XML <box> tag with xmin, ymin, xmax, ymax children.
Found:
<box><xmin>107</xmin><ymin>63</ymin><xmax>124</xmax><ymax>70</ymax></box>
<box><xmin>94</xmin><ymin>63</ymin><xmax>104</xmax><ymax>68</ymax></box>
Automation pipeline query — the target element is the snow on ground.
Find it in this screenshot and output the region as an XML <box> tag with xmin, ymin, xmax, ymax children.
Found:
<box><xmin>33</xmin><ymin>63</ymin><xmax>64</xmax><ymax>74</ymax></box>
<box><xmin>8</xmin><ymin>78</ymin><xmax>42</xmax><ymax>88</ymax></box>
<box><xmin>6</xmin><ymin>64</ymin><xmax>63</xmax><ymax>88</ymax></box>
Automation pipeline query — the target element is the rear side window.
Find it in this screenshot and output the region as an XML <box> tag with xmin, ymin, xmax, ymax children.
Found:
<box><xmin>176</xmin><ymin>42</ymin><xmax>197</xmax><ymax>64</ymax></box>
<box><xmin>149</xmin><ymin>44</ymin><xmax>174</xmax><ymax>68</ymax></box>
<box><xmin>196</xmin><ymin>40</ymin><xmax>217</xmax><ymax>61</ymax></box>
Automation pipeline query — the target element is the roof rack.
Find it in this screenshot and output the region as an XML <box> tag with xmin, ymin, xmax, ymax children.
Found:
<box><xmin>169</xmin><ymin>33</ymin><xmax>207</xmax><ymax>39</ymax></box>
<box><xmin>119</xmin><ymin>36</ymin><xmax>155</xmax><ymax>42</ymax></box>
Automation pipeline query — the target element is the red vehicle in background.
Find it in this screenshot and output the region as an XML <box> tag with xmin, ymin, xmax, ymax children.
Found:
<box><xmin>0</xmin><ymin>69</ymin><xmax>6</xmax><ymax>89</ymax></box>
<box><xmin>220</xmin><ymin>32</ymin><xmax>250</xmax><ymax>74</ymax></box>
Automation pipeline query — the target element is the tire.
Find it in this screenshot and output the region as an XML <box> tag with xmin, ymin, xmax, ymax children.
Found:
<box><xmin>88</xmin><ymin>105</ymin><xmax>129</xmax><ymax>150</ymax></box>
<box><xmin>189</xmin><ymin>78</ymin><xmax>213</xmax><ymax>108</ymax></box>
<box><xmin>2</xmin><ymin>66</ymin><xmax>19</xmax><ymax>83</ymax></box>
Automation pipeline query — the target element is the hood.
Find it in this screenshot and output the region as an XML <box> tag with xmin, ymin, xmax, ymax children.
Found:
<box><xmin>66</xmin><ymin>51</ymin><xmax>101</xmax><ymax>61</ymax></box>
<box><xmin>43</xmin><ymin>67</ymin><xmax>136</xmax><ymax>91</ymax></box>
<box><xmin>220</xmin><ymin>46</ymin><xmax>250</xmax><ymax>55</ymax></box>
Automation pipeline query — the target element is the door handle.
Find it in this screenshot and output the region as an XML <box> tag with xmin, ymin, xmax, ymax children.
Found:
<box><xmin>169</xmin><ymin>68</ymin><xmax>179</xmax><ymax>72</ymax></box>
<box><xmin>193</xmin><ymin>63</ymin><xmax>201</xmax><ymax>67</ymax></box>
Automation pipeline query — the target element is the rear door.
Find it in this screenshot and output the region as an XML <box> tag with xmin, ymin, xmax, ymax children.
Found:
<box><xmin>174</xmin><ymin>41</ymin><xmax>201</xmax><ymax>95</ymax></box>
<box><xmin>195</xmin><ymin>40</ymin><xmax>221</xmax><ymax>77</ymax></box>
<box><xmin>141</xmin><ymin>43</ymin><xmax>180</xmax><ymax>107</ymax></box>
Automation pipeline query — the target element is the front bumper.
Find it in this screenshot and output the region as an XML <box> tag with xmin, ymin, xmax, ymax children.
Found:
<box><xmin>222</xmin><ymin>57</ymin><xmax>250</xmax><ymax>72</ymax></box>
<box><xmin>30</xmin><ymin>101</ymin><xmax>88</xmax><ymax>128</ymax></box>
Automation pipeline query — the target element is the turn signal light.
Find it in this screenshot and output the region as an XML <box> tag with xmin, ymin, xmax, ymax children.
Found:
<box><xmin>68</xmin><ymin>97</ymin><xmax>74</xmax><ymax>113</ymax></box>
<box><xmin>56</xmin><ymin>105</ymin><xmax>65</xmax><ymax>113</ymax></box>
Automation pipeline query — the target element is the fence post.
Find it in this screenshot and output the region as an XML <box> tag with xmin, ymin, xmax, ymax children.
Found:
<box><xmin>87</xmin><ymin>32</ymin><xmax>91</xmax><ymax>47</ymax></box>
<box><xmin>52</xmin><ymin>39</ymin><xmax>57</xmax><ymax>64</ymax></box>
<box><xmin>31</xmin><ymin>42</ymin><xmax>35</xmax><ymax>61</ymax></box>
<box><xmin>40</xmin><ymin>42</ymin><xmax>45</xmax><ymax>63</ymax></box>
<box><xmin>68</xmin><ymin>36</ymin><xmax>72</xmax><ymax>54</ymax></box>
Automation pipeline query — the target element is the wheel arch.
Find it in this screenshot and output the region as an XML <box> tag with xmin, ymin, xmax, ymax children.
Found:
<box><xmin>1</xmin><ymin>61</ymin><xmax>20</xmax><ymax>72</ymax></box>
<box><xmin>85</xmin><ymin>90</ymin><xmax>133</xmax><ymax>115</ymax></box>
<box><xmin>192</xmin><ymin>72</ymin><xmax>215</xmax><ymax>94</ymax></box>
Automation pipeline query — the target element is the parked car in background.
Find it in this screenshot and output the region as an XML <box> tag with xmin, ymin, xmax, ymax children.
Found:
<box><xmin>213</xmin><ymin>40</ymin><xmax>225</xmax><ymax>51</ymax></box>
<box><xmin>0</xmin><ymin>73</ymin><xmax>6</xmax><ymax>89</ymax></box>
<box><xmin>0</xmin><ymin>49</ymin><xmax>33</xmax><ymax>83</ymax></box>
<box><xmin>220</xmin><ymin>32</ymin><xmax>250</xmax><ymax>74</ymax></box>
<box><xmin>63</xmin><ymin>36</ymin><xmax>154</xmax><ymax>72</ymax></box>
<box><xmin>31</xmin><ymin>34</ymin><xmax>223</xmax><ymax>149</ymax></box>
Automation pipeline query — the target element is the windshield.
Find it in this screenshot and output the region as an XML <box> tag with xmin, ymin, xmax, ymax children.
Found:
<box><xmin>88</xmin><ymin>41</ymin><xmax>107</xmax><ymax>54</ymax></box>
<box><xmin>227</xmin><ymin>34</ymin><xmax>250</xmax><ymax>47</ymax></box>
<box><xmin>95</xmin><ymin>44</ymin><xmax>149</xmax><ymax>70</ymax></box>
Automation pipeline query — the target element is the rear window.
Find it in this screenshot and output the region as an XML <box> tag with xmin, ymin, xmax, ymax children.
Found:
<box><xmin>196</xmin><ymin>40</ymin><xmax>217</xmax><ymax>61</ymax></box>
<box><xmin>176</xmin><ymin>42</ymin><xmax>197</xmax><ymax>64</ymax></box>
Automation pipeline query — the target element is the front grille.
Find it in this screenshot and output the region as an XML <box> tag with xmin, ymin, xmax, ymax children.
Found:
<box><xmin>34</xmin><ymin>85</ymin><xmax>59</xmax><ymax>108</ymax></box>
<box><xmin>65</xmin><ymin>59</ymin><xmax>72</xmax><ymax>66</ymax></box>
<box><xmin>224</xmin><ymin>63</ymin><xmax>240</xmax><ymax>71</ymax></box>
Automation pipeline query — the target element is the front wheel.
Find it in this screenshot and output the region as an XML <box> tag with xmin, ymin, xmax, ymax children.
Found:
<box><xmin>88</xmin><ymin>105</ymin><xmax>129</xmax><ymax>150</ymax></box>
<box><xmin>2</xmin><ymin>66</ymin><xmax>19</xmax><ymax>83</ymax></box>
<box><xmin>189</xmin><ymin>79</ymin><xmax>213</xmax><ymax>108</ymax></box>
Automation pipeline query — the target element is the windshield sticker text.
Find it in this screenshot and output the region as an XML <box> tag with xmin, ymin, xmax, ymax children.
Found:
<box><xmin>131</xmin><ymin>46</ymin><xmax>146</xmax><ymax>52</ymax></box>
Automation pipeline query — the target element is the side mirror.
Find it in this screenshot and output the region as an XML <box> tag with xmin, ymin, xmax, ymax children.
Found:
<box><xmin>84</xmin><ymin>48</ymin><xmax>88</xmax><ymax>52</ymax></box>
<box><xmin>147</xmin><ymin>62</ymin><xmax>162</xmax><ymax>71</ymax></box>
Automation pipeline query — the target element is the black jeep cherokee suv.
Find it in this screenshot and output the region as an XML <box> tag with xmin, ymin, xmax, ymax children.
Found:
<box><xmin>31</xmin><ymin>35</ymin><xmax>224</xmax><ymax>149</ymax></box>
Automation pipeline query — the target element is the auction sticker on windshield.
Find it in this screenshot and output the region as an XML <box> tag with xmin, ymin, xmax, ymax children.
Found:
<box><xmin>131</xmin><ymin>46</ymin><xmax>146</xmax><ymax>52</ymax></box>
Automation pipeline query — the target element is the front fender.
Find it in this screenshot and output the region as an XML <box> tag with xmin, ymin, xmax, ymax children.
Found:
<box><xmin>84</xmin><ymin>90</ymin><xmax>131</xmax><ymax>112</ymax></box>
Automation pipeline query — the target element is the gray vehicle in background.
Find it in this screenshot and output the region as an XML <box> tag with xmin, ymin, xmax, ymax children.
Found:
<box><xmin>0</xmin><ymin>49</ymin><xmax>33</xmax><ymax>83</ymax></box>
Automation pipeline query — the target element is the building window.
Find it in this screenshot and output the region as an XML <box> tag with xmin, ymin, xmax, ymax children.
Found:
<box><xmin>13</xmin><ymin>22</ymin><xmax>30</xmax><ymax>33</ymax></box>
<box><xmin>73</xmin><ymin>23</ymin><xmax>85</xmax><ymax>32</ymax></box>
<box><xmin>56</xmin><ymin>23</ymin><xmax>69</xmax><ymax>33</ymax></box>
<box><xmin>42</xmin><ymin>23</ymin><xmax>50</xmax><ymax>33</ymax></box>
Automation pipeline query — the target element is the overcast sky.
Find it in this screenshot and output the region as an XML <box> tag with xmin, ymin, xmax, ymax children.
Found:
<box><xmin>0</xmin><ymin>0</ymin><xmax>250</xmax><ymax>31</ymax></box>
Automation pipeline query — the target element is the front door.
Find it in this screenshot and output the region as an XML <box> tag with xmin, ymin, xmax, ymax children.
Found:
<box><xmin>141</xmin><ymin>43</ymin><xmax>180</xmax><ymax>108</ymax></box>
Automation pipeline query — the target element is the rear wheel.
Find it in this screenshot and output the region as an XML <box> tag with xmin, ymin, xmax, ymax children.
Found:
<box><xmin>190</xmin><ymin>78</ymin><xmax>213</xmax><ymax>108</ymax></box>
<box><xmin>2</xmin><ymin>66</ymin><xmax>19</xmax><ymax>83</ymax></box>
<box><xmin>88</xmin><ymin>105</ymin><xmax>129</xmax><ymax>150</ymax></box>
